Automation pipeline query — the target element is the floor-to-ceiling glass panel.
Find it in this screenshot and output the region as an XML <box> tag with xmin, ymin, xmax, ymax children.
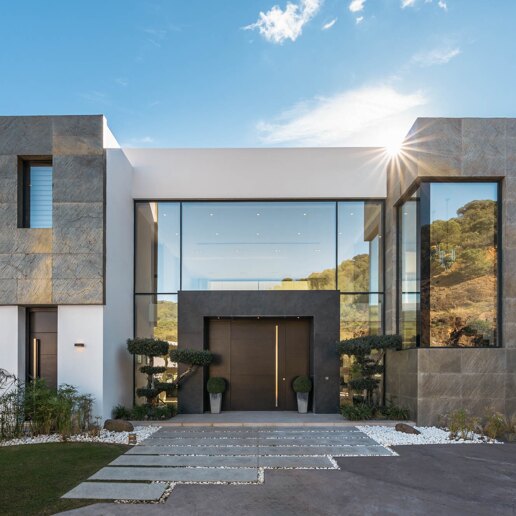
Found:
<box><xmin>339</xmin><ymin>293</ymin><xmax>383</xmax><ymax>405</ymax></box>
<box><xmin>134</xmin><ymin>294</ymin><xmax>178</xmax><ymax>405</ymax></box>
<box><xmin>182</xmin><ymin>202</ymin><xmax>336</xmax><ymax>290</ymax></box>
<box><xmin>399</xmin><ymin>196</ymin><xmax>420</xmax><ymax>348</ymax></box>
<box><xmin>135</xmin><ymin>202</ymin><xmax>181</xmax><ymax>294</ymax></box>
<box><xmin>338</xmin><ymin>201</ymin><xmax>383</xmax><ymax>292</ymax></box>
<box><xmin>429</xmin><ymin>183</ymin><xmax>498</xmax><ymax>347</ymax></box>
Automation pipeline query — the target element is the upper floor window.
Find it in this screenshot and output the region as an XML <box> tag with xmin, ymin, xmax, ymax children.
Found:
<box><xmin>18</xmin><ymin>159</ymin><xmax>53</xmax><ymax>228</ymax></box>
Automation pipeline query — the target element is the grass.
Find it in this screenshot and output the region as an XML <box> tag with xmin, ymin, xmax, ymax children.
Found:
<box><xmin>0</xmin><ymin>442</ymin><xmax>129</xmax><ymax>516</ymax></box>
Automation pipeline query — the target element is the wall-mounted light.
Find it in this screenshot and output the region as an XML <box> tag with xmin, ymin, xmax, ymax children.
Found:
<box><xmin>74</xmin><ymin>342</ymin><xmax>85</xmax><ymax>352</ymax></box>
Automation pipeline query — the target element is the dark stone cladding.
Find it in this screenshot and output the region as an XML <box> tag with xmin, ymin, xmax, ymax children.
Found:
<box><xmin>0</xmin><ymin>115</ymin><xmax>105</xmax><ymax>305</ymax></box>
<box><xmin>178</xmin><ymin>290</ymin><xmax>340</xmax><ymax>414</ymax></box>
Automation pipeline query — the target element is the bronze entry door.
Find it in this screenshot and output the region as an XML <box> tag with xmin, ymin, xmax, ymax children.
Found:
<box><xmin>27</xmin><ymin>308</ymin><xmax>57</xmax><ymax>389</ymax></box>
<box><xmin>208</xmin><ymin>318</ymin><xmax>311</xmax><ymax>411</ymax></box>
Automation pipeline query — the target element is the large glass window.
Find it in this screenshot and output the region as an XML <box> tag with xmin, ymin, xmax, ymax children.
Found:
<box><xmin>19</xmin><ymin>161</ymin><xmax>53</xmax><ymax>228</ymax></box>
<box><xmin>338</xmin><ymin>201</ymin><xmax>383</xmax><ymax>293</ymax></box>
<box><xmin>429</xmin><ymin>183</ymin><xmax>498</xmax><ymax>347</ymax></box>
<box><xmin>135</xmin><ymin>202</ymin><xmax>180</xmax><ymax>294</ymax></box>
<box><xmin>398</xmin><ymin>182</ymin><xmax>499</xmax><ymax>348</ymax></box>
<box><xmin>182</xmin><ymin>202</ymin><xmax>336</xmax><ymax>290</ymax></box>
<box><xmin>134</xmin><ymin>294</ymin><xmax>178</xmax><ymax>405</ymax></box>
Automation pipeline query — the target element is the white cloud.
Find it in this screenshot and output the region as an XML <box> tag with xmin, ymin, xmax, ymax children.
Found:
<box><xmin>243</xmin><ymin>0</ymin><xmax>322</xmax><ymax>44</ymax></box>
<box><xmin>256</xmin><ymin>85</ymin><xmax>427</xmax><ymax>146</ymax></box>
<box><xmin>412</xmin><ymin>46</ymin><xmax>460</xmax><ymax>66</ymax></box>
<box><xmin>401</xmin><ymin>0</ymin><xmax>415</xmax><ymax>7</ymax></box>
<box><xmin>403</xmin><ymin>0</ymin><xmax>449</xmax><ymax>9</ymax></box>
<box><xmin>438</xmin><ymin>0</ymin><xmax>447</xmax><ymax>10</ymax></box>
<box><xmin>349</xmin><ymin>0</ymin><xmax>365</xmax><ymax>13</ymax></box>
<box><xmin>322</xmin><ymin>18</ymin><xmax>337</xmax><ymax>30</ymax></box>
<box><xmin>356</xmin><ymin>16</ymin><xmax>364</xmax><ymax>24</ymax></box>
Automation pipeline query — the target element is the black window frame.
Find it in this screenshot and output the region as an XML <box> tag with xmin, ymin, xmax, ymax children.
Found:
<box><xmin>18</xmin><ymin>157</ymin><xmax>53</xmax><ymax>229</ymax></box>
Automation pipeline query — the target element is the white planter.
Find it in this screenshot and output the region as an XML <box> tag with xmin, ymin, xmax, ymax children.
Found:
<box><xmin>296</xmin><ymin>392</ymin><xmax>309</xmax><ymax>413</ymax></box>
<box><xmin>209</xmin><ymin>393</ymin><xmax>222</xmax><ymax>414</ymax></box>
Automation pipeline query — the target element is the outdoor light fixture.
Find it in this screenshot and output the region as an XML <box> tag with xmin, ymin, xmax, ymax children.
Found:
<box><xmin>74</xmin><ymin>342</ymin><xmax>85</xmax><ymax>351</ymax></box>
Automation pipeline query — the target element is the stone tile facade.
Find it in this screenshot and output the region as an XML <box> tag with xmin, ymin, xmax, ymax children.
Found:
<box><xmin>385</xmin><ymin>118</ymin><xmax>516</xmax><ymax>424</ymax></box>
<box><xmin>0</xmin><ymin>116</ymin><xmax>105</xmax><ymax>305</ymax></box>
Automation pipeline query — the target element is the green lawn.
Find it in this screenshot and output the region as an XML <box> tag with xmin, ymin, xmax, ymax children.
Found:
<box><xmin>0</xmin><ymin>442</ymin><xmax>129</xmax><ymax>516</ymax></box>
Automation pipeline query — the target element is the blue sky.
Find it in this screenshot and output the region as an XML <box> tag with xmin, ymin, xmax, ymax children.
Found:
<box><xmin>0</xmin><ymin>0</ymin><xmax>514</xmax><ymax>148</ymax></box>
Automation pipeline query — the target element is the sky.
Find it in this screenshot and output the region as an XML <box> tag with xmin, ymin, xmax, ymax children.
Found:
<box><xmin>0</xmin><ymin>0</ymin><xmax>515</xmax><ymax>148</ymax></box>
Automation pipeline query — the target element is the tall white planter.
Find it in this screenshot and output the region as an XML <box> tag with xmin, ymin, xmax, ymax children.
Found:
<box><xmin>210</xmin><ymin>393</ymin><xmax>222</xmax><ymax>414</ymax></box>
<box><xmin>297</xmin><ymin>392</ymin><xmax>309</xmax><ymax>413</ymax></box>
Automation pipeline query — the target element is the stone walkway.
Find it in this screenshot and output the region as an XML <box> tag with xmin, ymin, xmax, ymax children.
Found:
<box><xmin>62</xmin><ymin>426</ymin><xmax>395</xmax><ymax>502</ymax></box>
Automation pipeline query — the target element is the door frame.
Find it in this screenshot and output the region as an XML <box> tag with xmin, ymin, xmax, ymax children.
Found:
<box><xmin>206</xmin><ymin>316</ymin><xmax>312</xmax><ymax>411</ymax></box>
<box><xmin>25</xmin><ymin>306</ymin><xmax>58</xmax><ymax>387</ymax></box>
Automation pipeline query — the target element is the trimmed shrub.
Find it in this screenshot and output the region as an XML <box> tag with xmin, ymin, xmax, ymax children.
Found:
<box><xmin>341</xmin><ymin>403</ymin><xmax>374</xmax><ymax>421</ymax></box>
<box><xmin>127</xmin><ymin>338</ymin><xmax>169</xmax><ymax>357</ymax></box>
<box><xmin>170</xmin><ymin>349</ymin><xmax>213</xmax><ymax>367</ymax></box>
<box><xmin>139</xmin><ymin>366</ymin><xmax>167</xmax><ymax>375</ymax></box>
<box><xmin>207</xmin><ymin>377</ymin><xmax>226</xmax><ymax>394</ymax></box>
<box><xmin>131</xmin><ymin>403</ymin><xmax>176</xmax><ymax>421</ymax></box>
<box><xmin>292</xmin><ymin>375</ymin><xmax>312</xmax><ymax>393</ymax></box>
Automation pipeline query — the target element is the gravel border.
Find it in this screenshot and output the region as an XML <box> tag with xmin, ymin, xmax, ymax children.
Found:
<box><xmin>0</xmin><ymin>425</ymin><xmax>160</xmax><ymax>447</ymax></box>
<box><xmin>357</xmin><ymin>425</ymin><xmax>497</xmax><ymax>446</ymax></box>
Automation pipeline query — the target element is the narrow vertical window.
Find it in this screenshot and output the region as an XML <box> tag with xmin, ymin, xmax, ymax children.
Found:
<box><xmin>19</xmin><ymin>160</ymin><xmax>53</xmax><ymax>228</ymax></box>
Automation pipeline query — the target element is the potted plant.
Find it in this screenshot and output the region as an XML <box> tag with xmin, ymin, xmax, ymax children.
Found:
<box><xmin>207</xmin><ymin>377</ymin><xmax>226</xmax><ymax>414</ymax></box>
<box><xmin>292</xmin><ymin>375</ymin><xmax>312</xmax><ymax>414</ymax></box>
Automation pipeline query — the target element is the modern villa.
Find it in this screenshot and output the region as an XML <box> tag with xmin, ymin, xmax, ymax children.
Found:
<box><xmin>0</xmin><ymin>115</ymin><xmax>514</xmax><ymax>425</ymax></box>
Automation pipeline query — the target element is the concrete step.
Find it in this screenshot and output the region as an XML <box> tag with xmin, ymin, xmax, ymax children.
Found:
<box><xmin>110</xmin><ymin>454</ymin><xmax>335</xmax><ymax>469</ymax></box>
<box><xmin>128</xmin><ymin>444</ymin><xmax>393</xmax><ymax>456</ymax></box>
<box><xmin>90</xmin><ymin>466</ymin><xmax>260</xmax><ymax>483</ymax></box>
<box><xmin>61</xmin><ymin>481</ymin><xmax>166</xmax><ymax>501</ymax></box>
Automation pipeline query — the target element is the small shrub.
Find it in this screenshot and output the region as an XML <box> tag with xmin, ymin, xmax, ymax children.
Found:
<box><xmin>379</xmin><ymin>404</ymin><xmax>410</xmax><ymax>421</ymax></box>
<box><xmin>443</xmin><ymin>409</ymin><xmax>480</xmax><ymax>440</ymax></box>
<box><xmin>131</xmin><ymin>403</ymin><xmax>175</xmax><ymax>421</ymax></box>
<box><xmin>292</xmin><ymin>376</ymin><xmax>312</xmax><ymax>393</ymax></box>
<box><xmin>483</xmin><ymin>411</ymin><xmax>509</xmax><ymax>440</ymax></box>
<box><xmin>341</xmin><ymin>403</ymin><xmax>374</xmax><ymax>421</ymax></box>
<box><xmin>112</xmin><ymin>404</ymin><xmax>132</xmax><ymax>420</ymax></box>
<box><xmin>139</xmin><ymin>365</ymin><xmax>167</xmax><ymax>375</ymax></box>
<box><xmin>207</xmin><ymin>377</ymin><xmax>226</xmax><ymax>394</ymax></box>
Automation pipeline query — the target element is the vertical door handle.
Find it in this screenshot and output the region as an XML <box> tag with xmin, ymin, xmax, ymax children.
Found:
<box><xmin>32</xmin><ymin>338</ymin><xmax>40</xmax><ymax>379</ymax></box>
<box><xmin>275</xmin><ymin>324</ymin><xmax>279</xmax><ymax>407</ymax></box>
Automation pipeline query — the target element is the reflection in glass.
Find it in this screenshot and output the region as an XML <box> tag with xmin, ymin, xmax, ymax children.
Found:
<box><xmin>339</xmin><ymin>293</ymin><xmax>383</xmax><ymax>404</ymax></box>
<box><xmin>429</xmin><ymin>183</ymin><xmax>498</xmax><ymax>347</ymax></box>
<box><xmin>399</xmin><ymin>196</ymin><xmax>420</xmax><ymax>348</ymax></box>
<box><xmin>135</xmin><ymin>202</ymin><xmax>180</xmax><ymax>293</ymax></box>
<box><xmin>134</xmin><ymin>294</ymin><xmax>178</xmax><ymax>405</ymax></box>
<box><xmin>182</xmin><ymin>202</ymin><xmax>336</xmax><ymax>290</ymax></box>
<box><xmin>338</xmin><ymin>202</ymin><xmax>383</xmax><ymax>292</ymax></box>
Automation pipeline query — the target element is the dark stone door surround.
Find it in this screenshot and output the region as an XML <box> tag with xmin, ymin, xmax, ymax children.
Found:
<box><xmin>178</xmin><ymin>290</ymin><xmax>340</xmax><ymax>414</ymax></box>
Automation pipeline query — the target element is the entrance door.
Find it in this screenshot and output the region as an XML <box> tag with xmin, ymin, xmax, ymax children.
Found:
<box><xmin>27</xmin><ymin>308</ymin><xmax>57</xmax><ymax>389</ymax></box>
<box><xmin>208</xmin><ymin>318</ymin><xmax>310</xmax><ymax>411</ymax></box>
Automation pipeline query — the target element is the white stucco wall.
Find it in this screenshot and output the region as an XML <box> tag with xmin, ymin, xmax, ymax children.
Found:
<box><xmin>0</xmin><ymin>306</ymin><xmax>25</xmax><ymax>388</ymax></box>
<box><xmin>125</xmin><ymin>147</ymin><xmax>388</xmax><ymax>200</ymax></box>
<box><xmin>58</xmin><ymin>305</ymin><xmax>104</xmax><ymax>418</ymax></box>
<box><xmin>103</xmin><ymin>148</ymin><xmax>135</xmax><ymax>418</ymax></box>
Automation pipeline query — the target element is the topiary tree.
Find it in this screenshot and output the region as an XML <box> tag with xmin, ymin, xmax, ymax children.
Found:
<box><xmin>128</xmin><ymin>339</ymin><xmax>215</xmax><ymax>406</ymax></box>
<box><xmin>292</xmin><ymin>375</ymin><xmax>312</xmax><ymax>393</ymax></box>
<box><xmin>337</xmin><ymin>335</ymin><xmax>401</xmax><ymax>406</ymax></box>
<box><xmin>127</xmin><ymin>338</ymin><xmax>170</xmax><ymax>405</ymax></box>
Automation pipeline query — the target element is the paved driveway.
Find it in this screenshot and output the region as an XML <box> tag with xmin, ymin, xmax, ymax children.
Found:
<box><xmin>60</xmin><ymin>430</ymin><xmax>516</xmax><ymax>516</ymax></box>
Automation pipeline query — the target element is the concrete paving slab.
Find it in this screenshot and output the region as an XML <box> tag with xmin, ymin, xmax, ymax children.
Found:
<box><xmin>127</xmin><ymin>445</ymin><xmax>260</xmax><ymax>455</ymax></box>
<box><xmin>111</xmin><ymin>454</ymin><xmax>259</xmax><ymax>467</ymax></box>
<box><xmin>258</xmin><ymin>456</ymin><xmax>336</xmax><ymax>468</ymax></box>
<box><xmin>144</xmin><ymin>437</ymin><xmax>259</xmax><ymax>446</ymax></box>
<box><xmin>61</xmin><ymin>482</ymin><xmax>166</xmax><ymax>501</ymax></box>
<box><xmin>90</xmin><ymin>467</ymin><xmax>260</xmax><ymax>483</ymax></box>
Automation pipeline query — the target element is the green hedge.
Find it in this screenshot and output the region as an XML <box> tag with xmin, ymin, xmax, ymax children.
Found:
<box><xmin>170</xmin><ymin>348</ymin><xmax>213</xmax><ymax>366</ymax></box>
<box><xmin>292</xmin><ymin>375</ymin><xmax>312</xmax><ymax>393</ymax></box>
<box><xmin>207</xmin><ymin>377</ymin><xmax>226</xmax><ymax>394</ymax></box>
<box><xmin>127</xmin><ymin>338</ymin><xmax>169</xmax><ymax>357</ymax></box>
<box><xmin>139</xmin><ymin>365</ymin><xmax>167</xmax><ymax>375</ymax></box>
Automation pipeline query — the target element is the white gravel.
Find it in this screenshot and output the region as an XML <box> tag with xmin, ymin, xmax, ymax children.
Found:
<box><xmin>0</xmin><ymin>425</ymin><xmax>160</xmax><ymax>447</ymax></box>
<box><xmin>357</xmin><ymin>425</ymin><xmax>493</xmax><ymax>446</ymax></box>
